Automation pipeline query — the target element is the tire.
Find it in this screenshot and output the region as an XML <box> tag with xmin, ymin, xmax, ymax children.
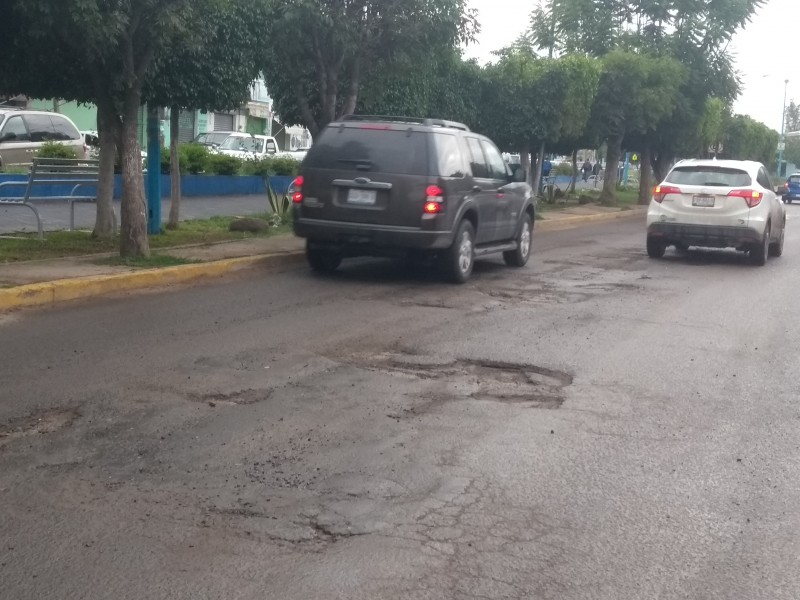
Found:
<box><xmin>441</xmin><ymin>220</ymin><xmax>475</xmax><ymax>283</ymax></box>
<box><xmin>750</xmin><ymin>225</ymin><xmax>770</xmax><ymax>266</ymax></box>
<box><xmin>503</xmin><ymin>213</ymin><xmax>533</xmax><ymax>267</ymax></box>
<box><xmin>306</xmin><ymin>242</ymin><xmax>342</xmax><ymax>274</ymax></box>
<box><xmin>647</xmin><ymin>236</ymin><xmax>666</xmax><ymax>259</ymax></box>
<box><xmin>769</xmin><ymin>224</ymin><xmax>785</xmax><ymax>257</ymax></box>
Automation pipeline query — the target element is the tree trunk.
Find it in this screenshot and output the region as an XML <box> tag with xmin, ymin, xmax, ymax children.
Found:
<box><xmin>93</xmin><ymin>101</ymin><xmax>118</xmax><ymax>239</ymax></box>
<box><xmin>520</xmin><ymin>150</ymin><xmax>531</xmax><ymax>186</ymax></box>
<box><xmin>531</xmin><ymin>141</ymin><xmax>546</xmax><ymax>199</ymax></box>
<box><xmin>638</xmin><ymin>144</ymin><xmax>653</xmax><ymax>205</ymax></box>
<box><xmin>167</xmin><ymin>108</ymin><xmax>181</xmax><ymax>230</ymax></box>
<box><xmin>651</xmin><ymin>152</ymin><xmax>671</xmax><ymax>183</ymax></box>
<box><xmin>568</xmin><ymin>148</ymin><xmax>578</xmax><ymax>194</ymax></box>
<box><xmin>599</xmin><ymin>135</ymin><xmax>622</xmax><ymax>206</ymax></box>
<box><xmin>119</xmin><ymin>98</ymin><xmax>150</xmax><ymax>258</ymax></box>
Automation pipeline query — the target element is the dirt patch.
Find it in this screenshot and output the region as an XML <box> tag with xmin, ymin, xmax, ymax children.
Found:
<box><xmin>340</xmin><ymin>353</ymin><xmax>573</xmax><ymax>412</ymax></box>
<box><xmin>0</xmin><ymin>407</ymin><xmax>79</xmax><ymax>446</ymax></box>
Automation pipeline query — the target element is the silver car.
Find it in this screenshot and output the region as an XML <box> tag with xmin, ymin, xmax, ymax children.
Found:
<box><xmin>0</xmin><ymin>109</ymin><xmax>86</xmax><ymax>167</ymax></box>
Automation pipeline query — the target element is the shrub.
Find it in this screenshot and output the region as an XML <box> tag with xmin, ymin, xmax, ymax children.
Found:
<box><xmin>206</xmin><ymin>153</ymin><xmax>242</xmax><ymax>176</ymax></box>
<box><xmin>180</xmin><ymin>143</ymin><xmax>210</xmax><ymax>174</ymax></box>
<box><xmin>239</xmin><ymin>157</ymin><xmax>272</xmax><ymax>177</ymax></box>
<box><xmin>240</xmin><ymin>156</ymin><xmax>301</xmax><ymax>177</ymax></box>
<box><xmin>37</xmin><ymin>142</ymin><xmax>78</xmax><ymax>159</ymax></box>
<box><xmin>552</xmin><ymin>162</ymin><xmax>574</xmax><ymax>177</ymax></box>
<box><xmin>268</xmin><ymin>156</ymin><xmax>301</xmax><ymax>177</ymax></box>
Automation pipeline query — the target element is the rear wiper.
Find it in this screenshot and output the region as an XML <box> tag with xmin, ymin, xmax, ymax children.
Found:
<box><xmin>701</xmin><ymin>182</ymin><xmax>727</xmax><ymax>186</ymax></box>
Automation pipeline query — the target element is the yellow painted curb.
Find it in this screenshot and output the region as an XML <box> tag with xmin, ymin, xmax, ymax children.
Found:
<box><xmin>536</xmin><ymin>207</ymin><xmax>646</xmax><ymax>232</ymax></box>
<box><xmin>0</xmin><ymin>251</ymin><xmax>305</xmax><ymax>312</ymax></box>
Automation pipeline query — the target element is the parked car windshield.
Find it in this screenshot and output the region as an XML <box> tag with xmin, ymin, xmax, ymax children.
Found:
<box><xmin>666</xmin><ymin>166</ymin><xmax>751</xmax><ymax>187</ymax></box>
<box><xmin>304</xmin><ymin>126</ymin><xmax>429</xmax><ymax>175</ymax></box>
<box><xmin>219</xmin><ymin>136</ymin><xmax>263</xmax><ymax>153</ymax></box>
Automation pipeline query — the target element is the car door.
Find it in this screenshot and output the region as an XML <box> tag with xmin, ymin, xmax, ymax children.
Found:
<box><xmin>480</xmin><ymin>139</ymin><xmax>518</xmax><ymax>240</ymax></box>
<box><xmin>464</xmin><ymin>136</ymin><xmax>498</xmax><ymax>244</ymax></box>
<box><xmin>0</xmin><ymin>115</ymin><xmax>34</xmax><ymax>166</ymax></box>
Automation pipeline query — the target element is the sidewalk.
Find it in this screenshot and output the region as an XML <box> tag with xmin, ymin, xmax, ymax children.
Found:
<box><xmin>0</xmin><ymin>203</ymin><xmax>645</xmax><ymax>310</ymax></box>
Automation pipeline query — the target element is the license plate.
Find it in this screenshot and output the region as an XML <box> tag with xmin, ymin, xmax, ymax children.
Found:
<box><xmin>347</xmin><ymin>188</ymin><xmax>377</xmax><ymax>205</ymax></box>
<box><xmin>692</xmin><ymin>195</ymin><xmax>715</xmax><ymax>207</ymax></box>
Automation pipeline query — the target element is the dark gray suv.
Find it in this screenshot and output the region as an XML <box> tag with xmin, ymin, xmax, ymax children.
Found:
<box><xmin>292</xmin><ymin>116</ymin><xmax>535</xmax><ymax>282</ymax></box>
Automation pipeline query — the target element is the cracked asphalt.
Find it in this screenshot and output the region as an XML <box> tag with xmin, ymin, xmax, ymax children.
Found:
<box><xmin>1</xmin><ymin>213</ymin><xmax>800</xmax><ymax>599</ymax></box>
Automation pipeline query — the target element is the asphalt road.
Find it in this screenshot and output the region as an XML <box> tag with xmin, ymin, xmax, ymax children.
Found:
<box><xmin>2</xmin><ymin>213</ymin><xmax>799</xmax><ymax>599</ymax></box>
<box><xmin>0</xmin><ymin>194</ymin><xmax>268</xmax><ymax>234</ymax></box>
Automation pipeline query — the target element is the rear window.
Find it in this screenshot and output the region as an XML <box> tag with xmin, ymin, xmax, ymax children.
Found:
<box><xmin>788</xmin><ymin>175</ymin><xmax>800</xmax><ymax>184</ymax></box>
<box><xmin>666</xmin><ymin>166</ymin><xmax>751</xmax><ymax>187</ymax></box>
<box><xmin>305</xmin><ymin>126</ymin><xmax>429</xmax><ymax>175</ymax></box>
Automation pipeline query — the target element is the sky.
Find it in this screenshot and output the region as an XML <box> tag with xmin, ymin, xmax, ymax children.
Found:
<box><xmin>463</xmin><ymin>0</ymin><xmax>798</xmax><ymax>132</ymax></box>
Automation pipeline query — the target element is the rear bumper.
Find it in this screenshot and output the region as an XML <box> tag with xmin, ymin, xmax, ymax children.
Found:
<box><xmin>293</xmin><ymin>217</ymin><xmax>454</xmax><ymax>252</ymax></box>
<box><xmin>647</xmin><ymin>222</ymin><xmax>762</xmax><ymax>248</ymax></box>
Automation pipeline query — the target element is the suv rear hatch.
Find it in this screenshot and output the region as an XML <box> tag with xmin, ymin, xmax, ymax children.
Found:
<box><xmin>786</xmin><ymin>174</ymin><xmax>800</xmax><ymax>195</ymax></box>
<box><xmin>301</xmin><ymin>124</ymin><xmax>432</xmax><ymax>228</ymax></box>
<box><xmin>655</xmin><ymin>165</ymin><xmax>755</xmax><ymax>226</ymax></box>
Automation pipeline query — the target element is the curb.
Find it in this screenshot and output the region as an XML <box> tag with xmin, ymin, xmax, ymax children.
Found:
<box><xmin>536</xmin><ymin>207</ymin><xmax>646</xmax><ymax>231</ymax></box>
<box><xmin>0</xmin><ymin>251</ymin><xmax>305</xmax><ymax>312</ymax></box>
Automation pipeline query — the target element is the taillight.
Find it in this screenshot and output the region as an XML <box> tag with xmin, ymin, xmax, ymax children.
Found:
<box><xmin>728</xmin><ymin>188</ymin><xmax>762</xmax><ymax>208</ymax></box>
<box><xmin>424</xmin><ymin>185</ymin><xmax>444</xmax><ymax>214</ymax></box>
<box><xmin>291</xmin><ymin>175</ymin><xmax>304</xmax><ymax>203</ymax></box>
<box><xmin>653</xmin><ymin>184</ymin><xmax>681</xmax><ymax>203</ymax></box>
<box><xmin>785</xmin><ymin>182</ymin><xmax>790</xmax><ymax>189</ymax></box>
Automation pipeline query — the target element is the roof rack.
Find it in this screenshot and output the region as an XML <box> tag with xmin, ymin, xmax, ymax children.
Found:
<box><xmin>340</xmin><ymin>114</ymin><xmax>470</xmax><ymax>132</ymax></box>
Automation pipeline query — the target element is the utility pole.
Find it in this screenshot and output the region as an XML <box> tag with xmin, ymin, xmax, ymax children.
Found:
<box><xmin>778</xmin><ymin>79</ymin><xmax>789</xmax><ymax>179</ymax></box>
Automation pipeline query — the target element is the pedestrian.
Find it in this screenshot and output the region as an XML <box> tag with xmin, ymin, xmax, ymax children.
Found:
<box><xmin>592</xmin><ymin>161</ymin><xmax>600</xmax><ymax>177</ymax></box>
<box><xmin>542</xmin><ymin>158</ymin><xmax>552</xmax><ymax>178</ymax></box>
<box><xmin>581</xmin><ymin>159</ymin><xmax>592</xmax><ymax>182</ymax></box>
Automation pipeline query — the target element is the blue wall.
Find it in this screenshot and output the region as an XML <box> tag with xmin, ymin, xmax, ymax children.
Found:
<box><xmin>0</xmin><ymin>174</ymin><xmax>294</xmax><ymax>200</ymax></box>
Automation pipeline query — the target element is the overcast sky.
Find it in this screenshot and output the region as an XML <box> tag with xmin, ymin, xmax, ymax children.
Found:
<box><xmin>463</xmin><ymin>0</ymin><xmax>798</xmax><ymax>132</ymax></box>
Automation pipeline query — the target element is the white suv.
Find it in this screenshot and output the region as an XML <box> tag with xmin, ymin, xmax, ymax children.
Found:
<box><xmin>646</xmin><ymin>159</ymin><xmax>786</xmax><ymax>266</ymax></box>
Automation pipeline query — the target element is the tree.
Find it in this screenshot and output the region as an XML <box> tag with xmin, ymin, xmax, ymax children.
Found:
<box><xmin>5</xmin><ymin>0</ymin><xmax>207</xmax><ymax>257</ymax></box>
<box><xmin>261</xmin><ymin>0</ymin><xmax>478</xmax><ymax>137</ymax></box>
<box><xmin>721</xmin><ymin>114</ymin><xmax>779</xmax><ymax>168</ymax></box>
<box><xmin>785</xmin><ymin>100</ymin><xmax>800</xmax><ymax>133</ymax></box>
<box><xmin>143</xmin><ymin>0</ymin><xmax>269</xmax><ymax>229</ymax></box>
<box><xmin>590</xmin><ymin>51</ymin><xmax>684</xmax><ymax>205</ymax></box>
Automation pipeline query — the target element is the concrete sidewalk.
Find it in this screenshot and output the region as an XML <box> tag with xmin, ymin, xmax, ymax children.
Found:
<box><xmin>0</xmin><ymin>204</ymin><xmax>645</xmax><ymax>310</ymax></box>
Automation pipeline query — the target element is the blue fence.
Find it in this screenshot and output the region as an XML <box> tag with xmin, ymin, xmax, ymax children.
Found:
<box><xmin>0</xmin><ymin>174</ymin><xmax>295</xmax><ymax>199</ymax></box>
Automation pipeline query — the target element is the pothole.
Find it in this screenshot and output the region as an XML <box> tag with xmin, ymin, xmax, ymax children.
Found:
<box><xmin>186</xmin><ymin>388</ymin><xmax>272</xmax><ymax>406</ymax></box>
<box><xmin>339</xmin><ymin>353</ymin><xmax>573</xmax><ymax>412</ymax></box>
<box><xmin>0</xmin><ymin>407</ymin><xmax>79</xmax><ymax>445</ymax></box>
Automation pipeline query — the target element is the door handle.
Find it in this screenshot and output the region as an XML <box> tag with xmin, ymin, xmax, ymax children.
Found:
<box><xmin>472</xmin><ymin>185</ymin><xmax>482</xmax><ymax>192</ymax></box>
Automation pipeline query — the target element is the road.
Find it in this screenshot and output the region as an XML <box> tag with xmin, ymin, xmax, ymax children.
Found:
<box><xmin>0</xmin><ymin>194</ymin><xmax>268</xmax><ymax>234</ymax></box>
<box><xmin>1</xmin><ymin>214</ymin><xmax>799</xmax><ymax>599</ymax></box>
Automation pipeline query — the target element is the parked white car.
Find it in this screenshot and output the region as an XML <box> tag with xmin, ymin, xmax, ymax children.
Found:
<box><xmin>215</xmin><ymin>133</ymin><xmax>278</xmax><ymax>160</ymax></box>
<box><xmin>647</xmin><ymin>159</ymin><xmax>786</xmax><ymax>266</ymax></box>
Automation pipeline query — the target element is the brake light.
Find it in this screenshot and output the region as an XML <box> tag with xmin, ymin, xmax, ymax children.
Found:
<box><xmin>291</xmin><ymin>175</ymin><xmax>304</xmax><ymax>203</ymax></box>
<box><xmin>728</xmin><ymin>188</ymin><xmax>762</xmax><ymax>208</ymax></box>
<box><xmin>424</xmin><ymin>185</ymin><xmax>444</xmax><ymax>214</ymax></box>
<box><xmin>785</xmin><ymin>182</ymin><xmax>790</xmax><ymax>189</ymax></box>
<box><xmin>653</xmin><ymin>184</ymin><xmax>681</xmax><ymax>203</ymax></box>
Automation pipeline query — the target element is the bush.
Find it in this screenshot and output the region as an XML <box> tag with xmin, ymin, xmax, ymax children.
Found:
<box><xmin>181</xmin><ymin>143</ymin><xmax>210</xmax><ymax>174</ymax></box>
<box><xmin>206</xmin><ymin>153</ymin><xmax>242</xmax><ymax>176</ymax></box>
<box><xmin>552</xmin><ymin>162</ymin><xmax>574</xmax><ymax>177</ymax></box>
<box><xmin>239</xmin><ymin>157</ymin><xmax>272</xmax><ymax>178</ymax></box>
<box><xmin>240</xmin><ymin>156</ymin><xmax>301</xmax><ymax>177</ymax></box>
<box><xmin>268</xmin><ymin>156</ymin><xmax>301</xmax><ymax>176</ymax></box>
<box><xmin>37</xmin><ymin>142</ymin><xmax>78</xmax><ymax>159</ymax></box>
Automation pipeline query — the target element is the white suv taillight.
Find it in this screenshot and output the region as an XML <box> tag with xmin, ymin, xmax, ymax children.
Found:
<box><xmin>728</xmin><ymin>188</ymin><xmax>762</xmax><ymax>208</ymax></box>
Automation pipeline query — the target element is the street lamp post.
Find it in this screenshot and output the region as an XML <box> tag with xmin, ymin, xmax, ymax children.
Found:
<box><xmin>778</xmin><ymin>79</ymin><xmax>789</xmax><ymax>179</ymax></box>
